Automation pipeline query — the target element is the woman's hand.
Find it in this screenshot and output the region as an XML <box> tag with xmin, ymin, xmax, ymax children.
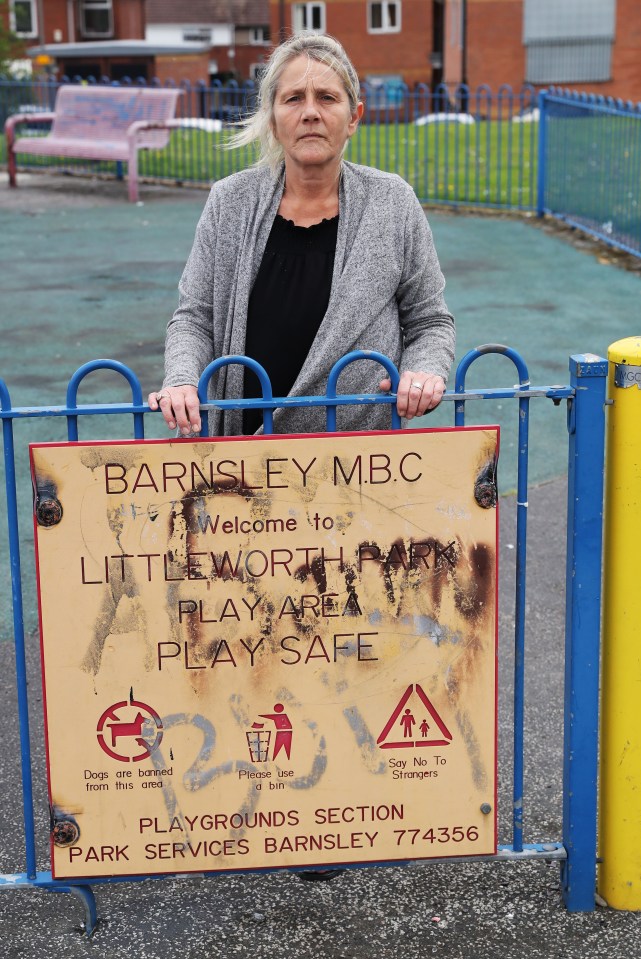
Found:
<box><xmin>380</xmin><ymin>371</ymin><xmax>446</xmax><ymax>419</ymax></box>
<box><xmin>148</xmin><ymin>385</ymin><xmax>201</xmax><ymax>435</ymax></box>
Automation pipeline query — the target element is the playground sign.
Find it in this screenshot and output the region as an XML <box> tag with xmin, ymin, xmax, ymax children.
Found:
<box><xmin>31</xmin><ymin>428</ymin><xmax>498</xmax><ymax>879</ymax></box>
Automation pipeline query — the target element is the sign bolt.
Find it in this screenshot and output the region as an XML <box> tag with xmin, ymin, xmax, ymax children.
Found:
<box><xmin>36</xmin><ymin>497</ymin><xmax>63</xmax><ymax>527</ymax></box>
<box><xmin>480</xmin><ymin>803</ymin><xmax>492</xmax><ymax>815</ymax></box>
<box><xmin>52</xmin><ymin>819</ymin><xmax>80</xmax><ymax>846</ymax></box>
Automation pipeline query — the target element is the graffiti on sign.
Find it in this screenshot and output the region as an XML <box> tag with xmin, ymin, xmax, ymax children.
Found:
<box><xmin>31</xmin><ymin>428</ymin><xmax>499</xmax><ymax>879</ymax></box>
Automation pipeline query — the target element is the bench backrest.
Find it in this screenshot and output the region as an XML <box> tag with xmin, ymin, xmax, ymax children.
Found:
<box><xmin>51</xmin><ymin>86</ymin><xmax>182</xmax><ymax>149</ymax></box>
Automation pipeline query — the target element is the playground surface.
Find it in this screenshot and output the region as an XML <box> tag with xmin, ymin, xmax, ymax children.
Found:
<box><xmin>3</xmin><ymin>170</ymin><xmax>639</xmax><ymax>475</ymax></box>
<box><xmin>1</xmin><ymin>173</ymin><xmax>641</xmax><ymax>958</ymax></box>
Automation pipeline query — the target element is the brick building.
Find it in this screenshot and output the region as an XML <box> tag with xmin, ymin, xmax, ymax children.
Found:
<box><xmin>267</xmin><ymin>0</ymin><xmax>641</xmax><ymax>99</ymax></box>
<box><xmin>443</xmin><ymin>0</ymin><xmax>641</xmax><ymax>102</ymax></box>
<box><xmin>3</xmin><ymin>0</ymin><xmax>149</xmax><ymax>78</ymax></box>
<box><xmin>4</xmin><ymin>0</ymin><xmax>146</xmax><ymax>46</ymax></box>
<box><xmin>3</xmin><ymin>0</ymin><xmax>210</xmax><ymax>81</ymax></box>
<box><xmin>270</xmin><ymin>0</ymin><xmax>440</xmax><ymax>88</ymax></box>
<box><xmin>2</xmin><ymin>0</ymin><xmax>269</xmax><ymax>83</ymax></box>
<box><xmin>6</xmin><ymin>0</ymin><xmax>641</xmax><ymax>96</ymax></box>
<box><xmin>145</xmin><ymin>0</ymin><xmax>271</xmax><ymax>84</ymax></box>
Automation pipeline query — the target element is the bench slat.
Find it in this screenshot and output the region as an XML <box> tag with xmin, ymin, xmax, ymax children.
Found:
<box><xmin>12</xmin><ymin>136</ymin><xmax>131</xmax><ymax>161</ymax></box>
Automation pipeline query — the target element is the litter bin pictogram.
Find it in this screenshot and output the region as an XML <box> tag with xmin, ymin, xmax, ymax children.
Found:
<box><xmin>246</xmin><ymin>729</ymin><xmax>271</xmax><ymax>763</ymax></box>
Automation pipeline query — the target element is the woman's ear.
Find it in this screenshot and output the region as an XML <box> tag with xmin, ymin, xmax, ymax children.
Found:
<box><xmin>348</xmin><ymin>101</ymin><xmax>364</xmax><ymax>137</ymax></box>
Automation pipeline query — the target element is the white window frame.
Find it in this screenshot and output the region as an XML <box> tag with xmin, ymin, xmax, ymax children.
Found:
<box><xmin>249</xmin><ymin>27</ymin><xmax>269</xmax><ymax>45</ymax></box>
<box><xmin>79</xmin><ymin>0</ymin><xmax>114</xmax><ymax>39</ymax></box>
<box><xmin>292</xmin><ymin>2</ymin><xmax>326</xmax><ymax>35</ymax></box>
<box><xmin>367</xmin><ymin>0</ymin><xmax>402</xmax><ymax>34</ymax></box>
<box><xmin>10</xmin><ymin>0</ymin><xmax>38</xmax><ymax>38</ymax></box>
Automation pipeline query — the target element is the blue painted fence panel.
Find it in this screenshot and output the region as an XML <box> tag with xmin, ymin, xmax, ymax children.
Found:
<box><xmin>0</xmin><ymin>77</ymin><xmax>538</xmax><ymax>209</ymax></box>
<box><xmin>0</xmin><ymin>347</ymin><xmax>606</xmax><ymax>932</ymax></box>
<box><xmin>539</xmin><ymin>88</ymin><xmax>641</xmax><ymax>257</ymax></box>
<box><xmin>6</xmin><ymin>78</ymin><xmax>641</xmax><ymax>257</ymax></box>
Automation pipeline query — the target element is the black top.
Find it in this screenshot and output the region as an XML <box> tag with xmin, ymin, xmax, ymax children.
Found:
<box><xmin>242</xmin><ymin>213</ymin><xmax>339</xmax><ymax>434</ymax></box>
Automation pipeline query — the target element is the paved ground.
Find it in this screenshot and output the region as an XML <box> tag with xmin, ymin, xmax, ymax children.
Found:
<box><xmin>2</xmin><ymin>477</ymin><xmax>640</xmax><ymax>959</ymax></box>
<box><xmin>1</xmin><ymin>172</ymin><xmax>641</xmax><ymax>957</ymax></box>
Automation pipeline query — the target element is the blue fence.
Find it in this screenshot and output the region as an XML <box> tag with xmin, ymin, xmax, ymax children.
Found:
<box><xmin>538</xmin><ymin>88</ymin><xmax>641</xmax><ymax>257</ymax></box>
<box><xmin>0</xmin><ymin>77</ymin><xmax>538</xmax><ymax>209</ymax></box>
<box><xmin>0</xmin><ymin>347</ymin><xmax>607</xmax><ymax>932</ymax></box>
<box><xmin>4</xmin><ymin>78</ymin><xmax>641</xmax><ymax>254</ymax></box>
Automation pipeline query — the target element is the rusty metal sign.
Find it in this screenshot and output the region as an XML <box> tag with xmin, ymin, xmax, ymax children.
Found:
<box><xmin>31</xmin><ymin>427</ymin><xmax>499</xmax><ymax>879</ymax></box>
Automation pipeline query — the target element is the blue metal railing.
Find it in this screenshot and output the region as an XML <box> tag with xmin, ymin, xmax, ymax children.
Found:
<box><xmin>455</xmin><ymin>345</ymin><xmax>532</xmax><ymax>855</ymax></box>
<box><xmin>7</xmin><ymin>77</ymin><xmax>641</xmax><ymax>256</ymax></box>
<box><xmin>538</xmin><ymin>88</ymin><xmax>641</xmax><ymax>257</ymax></box>
<box><xmin>0</xmin><ymin>347</ymin><xmax>607</xmax><ymax>932</ymax></box>
<box><xmin>0</xmin><ymin>77</ymin><xmax>538</xmax><ymax>209</ymax></box>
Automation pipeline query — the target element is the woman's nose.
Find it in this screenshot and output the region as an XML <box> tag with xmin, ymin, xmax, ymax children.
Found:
<box><xmin>301</xmin><ymin>95</ymin><xmax>320</xmax><ymax>119</ymax></box>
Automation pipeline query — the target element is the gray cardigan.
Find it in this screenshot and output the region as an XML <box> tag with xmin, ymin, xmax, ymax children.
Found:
<box><xmin>164</xmin><ymin>161</ymin><xmax>455</xmax><ymax>435</ymax></box>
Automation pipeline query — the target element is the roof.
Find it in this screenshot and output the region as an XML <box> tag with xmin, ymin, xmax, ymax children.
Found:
<box><xmin>26</xmin><ymin>40</ymin><xmax>211</xmax><ymax>59</ymax></box>
<box><xmin>146</xmin><ymin>0</ymin><xmax>269</xmax><ymax>27</ymax></box>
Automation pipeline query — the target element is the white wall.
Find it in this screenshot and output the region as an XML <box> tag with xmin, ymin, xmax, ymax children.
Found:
<box><xmin>146</xmin><ymin>23</ymin><xmax>233</xmax><ymax>46</ymax></box>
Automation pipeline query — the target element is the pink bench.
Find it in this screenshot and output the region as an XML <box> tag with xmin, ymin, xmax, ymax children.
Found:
<box><xmin>6</xmin><ymin>85</ymin><xmax>183</xmax><ymax>202</ymax></box>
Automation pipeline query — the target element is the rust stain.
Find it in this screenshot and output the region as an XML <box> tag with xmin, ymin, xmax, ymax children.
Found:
<box><xmin>453</xmin><ymin>542</ymin><xmax>495</xmax><ymax>624</ymax></box>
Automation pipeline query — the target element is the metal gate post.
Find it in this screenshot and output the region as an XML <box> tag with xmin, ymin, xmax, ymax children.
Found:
<box><xmin>536</xmin><ymin>89</ymin><xmax>548</xmax><ymax>218</ymax></box>
<box><xmin>0</xmin><ymin>381</ymin><xmax>38</xmax><ymax>881</ymax></box>
<box><xmin>561</xmin><ymin>353</ymin><xmax>607</xmax><ymax>911</ymax></box>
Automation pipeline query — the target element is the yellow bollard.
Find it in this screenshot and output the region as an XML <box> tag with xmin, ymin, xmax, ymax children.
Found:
<box><xmin>599</xmin><ymin>336</ymin><xmax>641</xmax><ymax>910</ymax></box>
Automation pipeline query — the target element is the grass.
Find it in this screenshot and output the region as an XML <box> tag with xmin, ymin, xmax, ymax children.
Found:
<box><xmin>542</xmin><ymin>113</ymin><xmax>641</xmax><ymax>247</ymax></box>
<box><xmin>0</xmin><ymin>117</ymin><xmax>539</xmax><ymax>209</ymax></box>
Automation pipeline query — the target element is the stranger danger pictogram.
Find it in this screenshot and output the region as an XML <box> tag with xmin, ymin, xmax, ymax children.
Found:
<box><xmin>96</xmin><ymin>699</ymin><xmax>163</xmax><ymax>762</ymax></box>
<box><xmin>377</xmin><ymin>684</ymin><xmax>453</xmax><ymax>749</ymax></box>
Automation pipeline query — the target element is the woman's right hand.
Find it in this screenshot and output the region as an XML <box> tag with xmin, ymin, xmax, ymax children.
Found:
<box><xmin>148</xmin><ymin>385</ymin><xmax>201</xmax><ymax>435</ymax></box>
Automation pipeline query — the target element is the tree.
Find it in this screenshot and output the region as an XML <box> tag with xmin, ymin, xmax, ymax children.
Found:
<box><xmin>0</xmin><ymin>1</ymin><xmax>21</xmax><ymax>78</ymax></box>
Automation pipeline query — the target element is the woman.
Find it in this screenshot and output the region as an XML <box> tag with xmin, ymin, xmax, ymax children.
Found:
<box><xmin>149</xmin><ymin>34</ymin><xmax>455</xmax><ymax>435</ymax></box>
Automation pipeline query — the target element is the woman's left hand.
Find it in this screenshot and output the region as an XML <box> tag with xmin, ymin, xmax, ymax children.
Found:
<box><xmin>380</xmin><ymin>371</ymin><xmax>446</xmax><ymax>419</ymax></box>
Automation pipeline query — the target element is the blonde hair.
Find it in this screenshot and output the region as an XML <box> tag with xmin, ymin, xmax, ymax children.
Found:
<box><xmin>228</xmin><ymin>33</ymin><xmax>361</xmax><ymax>172</ymax></box>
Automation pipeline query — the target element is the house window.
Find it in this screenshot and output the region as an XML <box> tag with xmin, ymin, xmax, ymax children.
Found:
<box><xmin>80</xmin><ymin>0</ymin><xmax>114</xmax><ymax>39</ymax></box>
<box><xmin>292</xmin><ymin>3</ymin><xmax>326</xmax><ymax>34</ymax></box>
<box><xmin>368</xmin><ymin>1</ymin><xmax>401</xmax><ymax>34</ymax></box>
<box><xmin>10</xmin><ymin>0</ymin><xmax>38</xmax><ymax>37</ymax></box>
<box><xmin>523</xmin><ymin>0</ymin><xmax>615</xmax><ymax>83</ymax></box>
<box><xmin>249</xmin><ymin>27</ymin><xmax>270</xmax><ymax>45</ymax></box>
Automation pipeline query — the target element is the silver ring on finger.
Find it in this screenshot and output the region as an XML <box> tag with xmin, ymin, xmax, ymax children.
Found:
<box><xmin>411</xmin><ymin>381</ymin><xmax>423</xmax><ymax>390</ymax></box>
<box><xmin>156</xmin><ymin>390</ymin><xmax>170</xmax><ymax>401</ymax></box>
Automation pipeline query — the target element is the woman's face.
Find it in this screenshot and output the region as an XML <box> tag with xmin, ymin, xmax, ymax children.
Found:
<box><xmin>271</xmin><ymin>55</ymin><xmax>362</xmax><ymax>172</ymax></box>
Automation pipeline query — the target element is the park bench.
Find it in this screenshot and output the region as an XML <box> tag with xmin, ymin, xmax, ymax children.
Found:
<box><xmin>5</xmin><ymin>85</ymin><xmax>183</xmax><ymax>202</ymax></box>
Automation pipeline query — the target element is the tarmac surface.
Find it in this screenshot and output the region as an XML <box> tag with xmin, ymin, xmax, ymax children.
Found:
<box><xmin>1</xmin><ymin>172</ymin><xmax>641</xmax><ymax>957</ymax></box>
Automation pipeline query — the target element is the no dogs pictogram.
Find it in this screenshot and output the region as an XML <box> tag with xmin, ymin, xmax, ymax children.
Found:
<box><xmin>96</xmin><ymin>698</ymin><xmax>163</xmax><ymax>762</ymax></box>
<box><xmin>377</xmin><ymin>683</ymin><xmax>453</xmax><ymax>749</ymax></box>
